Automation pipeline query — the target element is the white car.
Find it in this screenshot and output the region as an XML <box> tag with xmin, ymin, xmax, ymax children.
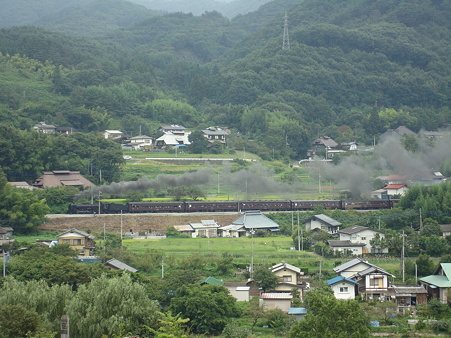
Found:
<box><xmin>123</xmin><ymin>155</ymin><xmax>132</xmax><ymax>160</ymax></box>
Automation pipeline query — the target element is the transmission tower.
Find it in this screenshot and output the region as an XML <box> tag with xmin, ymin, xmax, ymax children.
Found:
<box><xmin>282</xmin><ymin>12</ymin><xmax>290</xmax><ymax>50</ymax></box>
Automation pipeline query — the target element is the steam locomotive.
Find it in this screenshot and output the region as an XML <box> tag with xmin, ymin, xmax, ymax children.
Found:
<box><xmin>67</xmin><ymin>199</ymin><xmax>397</xmax><ymax>214</ymax></box>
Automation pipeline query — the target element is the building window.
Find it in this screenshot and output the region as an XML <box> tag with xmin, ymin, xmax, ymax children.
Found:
<box><xmin>370</xmin><ymin>278</ymin><xmax>382</xmax><ymax>287</ymax></box>
<box><xmin>62</xmin><ymin>239</ymin><xmax>70</xmax><ymax>244</ymax></box>
<box><xmin>283</xmin><ymin>275</ymin><xmax>292</xmax><ymax>282</ymax></box>
<box><xmin>73</xmin><ymin>239</ymin><xmax>82</xmax><ymax>245</ymax></box>
<box><xmin>361</xmin><ymin>237</ymin><xmax>366</xmax><ymax>240</ymax></box>
<box><xmin>339</xmin><ymin>287</ymin><xmax>348</xmax><ymax>293</ymax></box>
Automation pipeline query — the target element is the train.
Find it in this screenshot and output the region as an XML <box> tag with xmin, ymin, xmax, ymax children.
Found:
<box><xmin>67</xmin><ymin>199</ymin><xmax>398</xmax><ymax>214</ymax></box>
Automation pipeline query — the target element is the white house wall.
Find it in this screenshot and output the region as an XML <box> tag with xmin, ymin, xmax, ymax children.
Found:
<box><xmin>331</xmin><ymin>282</ymin><xmax>356</xmax><ymax>300</ymax></box>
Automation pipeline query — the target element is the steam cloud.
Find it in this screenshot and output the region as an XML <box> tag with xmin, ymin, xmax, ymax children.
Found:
<box><xmin>76</xmin><ymin>168</ymin><xmax>214</xmax><ymax>200</ymax></box>
<box><xmin>316</xmin><ymin>132</ymin><xmax>451</xmax><ymax>198</ymax></box>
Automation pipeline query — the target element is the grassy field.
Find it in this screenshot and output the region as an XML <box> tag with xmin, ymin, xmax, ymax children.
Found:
<box><xmin>122</xmin><ymin>236</ymin><xmax>404</xmax><ymax>276</ymax></box>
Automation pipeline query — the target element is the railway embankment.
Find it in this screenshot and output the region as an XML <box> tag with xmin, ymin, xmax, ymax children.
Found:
<box><xmin>41</xmin><ymin>213</ymin><xmax>241</xmax><ymax>234</ymax></box>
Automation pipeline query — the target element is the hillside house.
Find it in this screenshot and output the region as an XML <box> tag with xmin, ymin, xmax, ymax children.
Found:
<box><xmin>160</xmin><ymin>124</ymin><xmax>186</xmax><ymax>134</ymax></box>
<box><xmin>190</xmin><ymin>220</ymin><xmax>221</xmax><ymax>238</ymax></box>
<box><xmin>104</xmin><ymin>258</ymin><xmax>137</xmax><ymax>273</ymax></box>
<box><xmin>334</xmin><ymin>258</ymin><xmax>394</xmax><ymax>301</ymax></box>
<box><xmin>201</xmin><ymin>127</ymin><xmax>229</xmax><ymax>144</ymax></box>
<box><xmin>129</xmin><ymin>135</ymin><xmax>152</xmax><ymax>150</ymax></box>
<box><xmin>327</xmin><ymin>275</ymin><xmax>360</xmax><ymax>300</ymax></box>
<box><xmin>384</xmin><ymin>184</ymin><xmax>408</xmax><ymax>196</ymax></box>
<box><xmin>330</xmin><ymin>225</ymin><xmax>388</xmax><ymax>254</ymax></box>
<box><xmin>8</xmin><ymin>181</ymin><xmax>34</xmax><ymax>190</ymax></box>
<box><xmin>155</xmin><ymin>132</ymin><xmax>191</xmax><ymax>148</ymax></box>
<box><xmin>379</xmin><ymin>126</ymin><xmax>416</xmax><ymax>143</ymax></box>
<box><xmin>33</xmin><ymin>122</ymin><xmax>56</xmax><ymax>134</ymax></box>
<box><xmin>219</xmin><ymin>211</ymin><xmax>280</xmax><ymax>237</ymax></box>
<box><xmin>260</xmin><ymin>293</ymin><xmax>293</xmax><ymax>312</ymax></box>
<box><xmin>440</xmin><ymin>224</ymin><xmax>451</xmax><ymax>237</ymax></box>
<box><xmin>305</xmin><ymin>214</ymin><xmax>341</xmax><ymax>234</ymax></box>
<box><xmin>57</xmin><ymin>228</ymin><xmax>96</xmax><ymax>256</ymax></box>
<box><xmin>271</xmin><ymin>261</ymin><xmax>305</xmax><ymax>294</ymax></box>
<box><xmin>33</xmin><ymin>170</ymin><xmax>95</xmax><ymax>189</ymax></box>
<box><xmin>104</xmin><ymin>130</ymin><xmax>123</xmax><ymax>140</ymax></box>
<box><xmin>420</xmin><ymin>263</ymin><xmax>451</xmax><ymax>304</ymax></box>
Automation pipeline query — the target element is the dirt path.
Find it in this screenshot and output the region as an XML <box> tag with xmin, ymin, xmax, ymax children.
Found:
<box><xmin>41</xmin><ymin>213</ymin><xmax>241</xmax><ymax>234</ymax></box>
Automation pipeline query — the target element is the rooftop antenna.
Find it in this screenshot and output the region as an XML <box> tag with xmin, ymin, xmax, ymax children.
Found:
<box><xmin>283</xmin><ymin>13</ymin><xmax>290</xmax><ymax>50</ymax></box>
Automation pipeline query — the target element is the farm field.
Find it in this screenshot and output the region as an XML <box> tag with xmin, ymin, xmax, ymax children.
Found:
<box><xmin>123</xmin><ymin>236</ymin><xmax>403</xmax><ymax>277</ymax></box>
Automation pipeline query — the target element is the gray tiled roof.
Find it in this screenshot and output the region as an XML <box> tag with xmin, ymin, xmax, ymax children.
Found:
<box><xmin>232</xmin><ymin>211</ymin><xmax>280</xmax><ymax>230</ymax></box>
<box><xmin>307</xmin><ymin>214</ymin><xmax>341</xmax><ymax>226</ymax></box>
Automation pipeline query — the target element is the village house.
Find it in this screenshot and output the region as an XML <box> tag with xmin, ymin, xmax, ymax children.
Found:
<box><xmin>33</xmin><ymin>122</ymin><xmax>56</xmax><ymax>134</ymax></box>
<box><xmin>327</xmin><ymin>275</ymin><xmax>360</xmax><ymax>300</ymax></box>
<box><xmin>388</xmin><ymin>285</ymin><xmax>428</xmax><ymax>313</ymax></box>
<box><xmin>223</xmin><ymin>281</ymin><xmax>260</xmax><ymax>302</ymax></box>
<box><xmin>160</xmin><ymin>124</ymin><xmax>186</xmax><ymax>134</ymax></box>
<box><xmin>379</xmin><ymin>126</ymin><xmax>416</xmax><ymax>143</ymax></box>
<box><xmin>328</xmin><ymin>225</ymin><xmax>388</xmax><ymax>255</ymax></box>
<box><xmin>155</xmin><ymin>132</ymin><xmax>191</xmax><ymax>148</ymax></box>
<box><xmin>384</xmin><ymin>183</ymin><xmax>408</xmax><ymax>197</ymax></box>
<box><xmin>128</xmin><ymin>135</ymin><xmax>152</xmax><ymax>150</ymax></box>
<box><xmin>271</xmin><ymin>261</ymin><xmax>305</xmax><ymax>294</ymax></box>
<box><xmin>420</xmin><ymin>263</ymin><xmax>451</xmax><ymax>304</ymax></box>
<box><xmin>440</xmin><ymin>224</ymin><xmax>451</xmax><ymax>237</ymax></box>
<box><xmin>190</xmin><ymin>220</ymin><xmax>221</xmax><ymax>238</ymax></box>
<box><xmin>8</xmin><ymin>181</ymin><xmax>34</xmax><ymax>190</ymax></box>
<box><xmin>219</xmin><ymin>210</ymin><xmax>280</xmax><ymax>237</ymax></box>
<box><xmin>104</xmin><ymin>258</ymin><xmax>137</xmax><ymax>273</ymax></box>
<box><xmin>104</xmin><ymin>130</ymin><xmax>123</xmax><ymax>140</ymax></box>
<box><xmin>305</xmin><ymin>214</ymin><xmax>341</xmax><ymax>234</ymax></box>
<box><xmin>333</xmin><ymin>258</ymin><xmax>395</xmax><ymax>301</ymax></box>
<box><xmin>56</xmin><ymin>228</ymin><xmax>96</xmax><ymax>256</ymax></box>
<box><xmin>0</xmin><ymin>227</ymin><xmax>15</xmax><ymax>257</ymax></box>
<box><xmin>33</xmin><ymin>170</ymin><xmax>95</xmax><ymax>189</ymax></box>
<box><xmin>259</xmin><ymin>293</ymin><xmax>293</xmax><ymax>312</ymax></box>
<box><xmin>201</xmin><ymin>127</ymin><xmax>229</xmax><ymax>144</ymax></box>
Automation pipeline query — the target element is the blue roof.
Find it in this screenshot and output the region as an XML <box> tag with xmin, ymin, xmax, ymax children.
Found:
<box><xmin>288</xmin><ymin>307</ymin><xmax>307</xmax><ymax>315</ymax></box>
<box><xmin>327</xmin><ymin>275</ymin><xmax>359</xmax><ymax>286</ymax></box>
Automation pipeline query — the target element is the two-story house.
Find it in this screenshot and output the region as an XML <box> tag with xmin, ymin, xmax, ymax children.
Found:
<box><xmin>33</xmin><ymin>122</ymin><xmax>56</xmax><ymax>134</ymax></box>
<box><xmin>333</xmin><ymin>258</ymin><xmax>395</xmax><ymax>301</ymax></box>
<box><xmin>104</xmin><ymin>130</ymin><xmax>123</xmax><ymax>140</ymax></box>
<box><xmin>57</xmin><ymin>228</ymin><xmax>96</xmax><ymax>256</ymax></box>
<box><xmin>201</xmin><ymin>127</ymin><xmax>229</xmax><ymax>144</ymax></box>
<box><xmin>271</xmin><ymin>261</ymin><xmax>305</xmax><ymax>294</ymax></box>
<box><xmin>328</xmin><ymin>225</ymin><xmax>388</xmax><ymax>255</ymax></box>
<box><xmin>305</xmin><ymin>214</ymin><xmax>341</xmax><ymax>234</ymax></box>
<box><xmin>129</xmin><ymin>135</ymin><xmax>152</xmax><ymax>150</ymax></box>
<box><xmin>33</xmin><ymin>170</ymin><xmax>95</xmax><ymax>189</ymax></box>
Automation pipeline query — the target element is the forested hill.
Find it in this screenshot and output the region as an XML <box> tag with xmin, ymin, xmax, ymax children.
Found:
<box><xmin>0</xmin><ymin>0</ymin><xmax>161</xmax><ymax>38</ymax></box>
<box><xmin>0</xmin><ymin>0</ymin><xmax>449</xmax><ymax>161</ymax></box>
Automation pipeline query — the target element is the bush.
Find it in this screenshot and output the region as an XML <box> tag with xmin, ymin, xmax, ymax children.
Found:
<box><xmin>431</xmin><ymin>320</ymin><xmax>451</xmax><ymax>333</ymax></box>
<box><xmin>221</xmin><ymin>320</ymin><xmax>250</xmax><ymax>338</ymax></box>
<box><xmin>266</xmin><ymin>308</ymin><xmax>289</xmax><ymax>329</ymax></box>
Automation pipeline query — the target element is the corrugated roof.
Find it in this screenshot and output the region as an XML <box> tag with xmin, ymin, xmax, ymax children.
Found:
<box><xmin>105</xmin><ymin>258</ymin><xmax>138</xmax><ymax>273</ymax></box>
<box><xmin>420</xmin><ymin>275</ymin><xmax>451</xmax><ymax>288</ymax></box>
<box><xmin>198</xmin><ymin>277</ymin><xmax>224</xmax><ymax>286</ymax></box>
<box><xmin>288</xmin><ymin>307</ymin><xmax>307</xmax><ymax>315</ymax></box>
<box><xmin>440</xmin><ymin>224</ymin><xmax>451</xmax><ymax>232</ymax></box>
<box><xmin>260</xmin><ymin>293</ymin><xmax>293</xmax><ymax>300</ymax></box>
<box><xmin>333</xmin><ymin>258</ymin><xmax>365</xmax><ymax>273</ymax></box>
<box><xmin>327</xmin><ymin>275</ymin><xmax>359</xmax><ymax>286</ymax></box>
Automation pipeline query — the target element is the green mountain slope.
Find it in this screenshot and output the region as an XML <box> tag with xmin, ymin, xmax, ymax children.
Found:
<box><xmin>0</xmin><ymin>0</ymin><xmax>449</xmax><ymax>160</ymax></box>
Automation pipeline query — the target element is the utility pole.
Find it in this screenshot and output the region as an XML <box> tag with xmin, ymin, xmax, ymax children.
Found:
<box><xmin>297</xmin><ymin>212</ymin><xmax>300</xmax><ymax>251</ymax></box>
<box><xmin>98</xmin><ymin>191</ymin><xmax>102</xmax><ymax>215</ymax></box>
<box><xmin>161</xmin><ymin>256</ymin><xmax>164</xmax><ymax>279</ymax></box>
<box><xmin>120</xmin><ymin>210</ymin><xmax>123</xmax><ymax>243</ymax></box>
<box><xmin>419</xmin><ymin>208</ymin><xmax>423</xmax><ymax>231</ymax></box>
<box><xmin>401</xmin><ymin>230</ymin><xmax>407</xmax><ymax>283</ymax></box>
<box><xmin>103</xmin><ymin>223</ymin><xmax>106</xmax><ymax>254</ymax></box>
<box><xmin>282</xmin><ymin>12</ymin><xmax>290</xmax><ymax>50</ymax></box>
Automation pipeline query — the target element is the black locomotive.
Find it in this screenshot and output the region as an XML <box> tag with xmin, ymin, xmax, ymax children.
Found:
<box><xmin>68</xmin><ymin>199</ymin><xmax>397</xmax><ymax>214</ymax></box>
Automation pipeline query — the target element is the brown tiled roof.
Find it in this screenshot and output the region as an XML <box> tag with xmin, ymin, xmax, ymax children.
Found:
<box><xmin>33</xmin><ymin>171</ymin><xmax>95</xmax><ymax>188</ymax></box>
